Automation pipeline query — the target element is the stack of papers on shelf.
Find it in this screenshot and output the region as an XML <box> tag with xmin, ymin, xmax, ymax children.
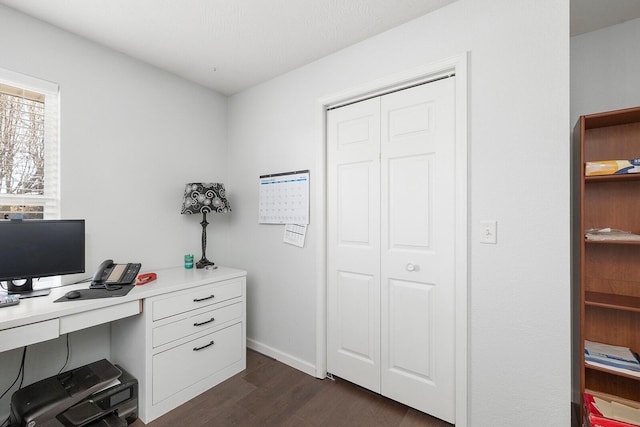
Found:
<box><xmin>585</xmin><ymin>228</ymin><xmax>640</xmax><ymax>241</ymax></box>
<box><xmin>585</xmin><ymin>340</ymin><xmax>640</xmax><ymax>375</ymax></box>
<box><xmin>584</xmin><ymin>391</ymin><xmax>640</xmax><ymax>427</ymax></box>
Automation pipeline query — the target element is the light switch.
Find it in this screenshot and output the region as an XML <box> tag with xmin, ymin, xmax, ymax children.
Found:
<box><xmin>480</xmin><ymin>220</ymin><xmax>497</xmax><ymax>244</ymax></box>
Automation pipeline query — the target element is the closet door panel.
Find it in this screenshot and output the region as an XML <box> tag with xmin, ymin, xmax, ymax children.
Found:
<box><xmin>327</xmin><ymin>97</ymin><xmax>381</xmax><ymax>393</ymax></box>
<box><xmin>386</xmin><ymin>279</ymin><xmax>434</xmax><ymax>379</ymax></box>
<box><xmin>380</xmin><ymin>77</ymin><xmax>456</xmax><ymax>423</ymax></box>
<box><xmin>388</xmin><ymin>154</ymin><xmax>433</xmax><ymax>250</ymax></box>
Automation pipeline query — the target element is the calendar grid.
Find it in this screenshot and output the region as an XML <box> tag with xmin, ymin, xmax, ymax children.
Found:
<box><xmin>258</xmin><ymin>170</ymin><xmax>309</xmax><ymax>224</ymax></box>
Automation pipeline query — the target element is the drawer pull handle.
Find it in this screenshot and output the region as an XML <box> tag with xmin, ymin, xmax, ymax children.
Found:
<box><xmin>193</xmin><ymin>340</ymin><xmax>215</xmax><ymax>351</ymax></box>
<box><xmin>193</xmin><ymin>294</ymin><xmax>215</xmax><ymax>302</ymax></box>
<box><xmin>193</xmin><ymin>317</ymin><xmax>215</xmax><ymax>327</ymax></box>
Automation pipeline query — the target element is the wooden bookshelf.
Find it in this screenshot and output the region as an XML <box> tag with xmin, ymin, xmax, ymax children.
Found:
<box><xmin>574</xmin><ymin>106</ymin><xmax>640</xmax><ymax>411</ymax></box>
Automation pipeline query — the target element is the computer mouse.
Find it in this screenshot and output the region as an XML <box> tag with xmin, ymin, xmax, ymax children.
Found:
<box><xmin>65</xmin><ymin>290</ymin><xmax>81</xmax><ymax>299</ymax></box>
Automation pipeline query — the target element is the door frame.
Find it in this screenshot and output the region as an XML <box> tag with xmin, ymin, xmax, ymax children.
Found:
<box><xmin>315</xmin><ymin>52</ymin><xmax>469</xmax><ymax>426</ymax></box>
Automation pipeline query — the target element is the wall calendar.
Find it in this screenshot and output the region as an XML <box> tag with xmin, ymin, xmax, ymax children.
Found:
<box><xmin>258</xmin><ymin>170</ymin><xmax>309</xmax><ymax>224</ymax></box>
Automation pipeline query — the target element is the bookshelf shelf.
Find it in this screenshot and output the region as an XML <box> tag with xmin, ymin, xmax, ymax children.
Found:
<box><xmin>585</xmin><ymin>292</ymin><xmax>640</xmax><ymax>313</ymax></box>
<box><xmin>585</xmin><ymin>363</ymin><xmax>640</xmax><ymax>382</ymax></box>
<box><xmin>585</xmin><ymin>173</ymin><xmax>640</xmax><ymax>183</ymax></box>
<box><xmin>585</xmin><ymin>239</ymin><xmax>640</xmax><ymax>245</ymax></box>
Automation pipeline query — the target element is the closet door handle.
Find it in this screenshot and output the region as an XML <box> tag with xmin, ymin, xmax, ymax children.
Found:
<box><xmin>193</xmin><ymin>294</ymin><xmax>215</xmax><ymax>302</ymax></box>
<box><xmin>193</xmin><ymin>340</ymin><xmax>215</xmax><ymax>351</ymax></box>
<box><xmin>194</xmin><ymin>317</ymin><xmax>215</xmax><ymax>327</ymax></box>
<box><xmin>406</xmin><ymin>263</ymin><xmax>418</xmax><ymax>272</ymax></box>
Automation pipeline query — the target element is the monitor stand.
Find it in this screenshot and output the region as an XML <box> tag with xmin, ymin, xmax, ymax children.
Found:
<box><xmin>6</xmin><ymin>278</ymin><xmax>51</xmax><ymax>299</ymax></box>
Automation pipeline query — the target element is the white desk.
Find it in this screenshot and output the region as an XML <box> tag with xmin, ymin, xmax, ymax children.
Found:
<box><xmin>0</xmin><ymin>266</ymin><xmax>247</xmax><ymax>423</ymax></box>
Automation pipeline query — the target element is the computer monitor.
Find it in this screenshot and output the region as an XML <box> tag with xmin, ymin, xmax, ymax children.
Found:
<box><xmin>0</xmin><ymin>219</ymin><xmax>85</xmax><ymax>298</ymax></box>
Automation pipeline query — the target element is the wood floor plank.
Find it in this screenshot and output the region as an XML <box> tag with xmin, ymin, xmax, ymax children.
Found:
<box><xmin>400</xmin><ymin>408</ymin><xmax>451</xmax><ymax>427</ymax></box>
<box><xmin>129</xmin><ymin>350</ymin><xmax>453</xmax><ymax>426</ymax></box>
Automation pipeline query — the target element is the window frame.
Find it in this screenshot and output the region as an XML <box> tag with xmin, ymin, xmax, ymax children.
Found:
<box><xmin>0</xmin><ymin>67</ymin><xmax>60</xmax><ymax>220</ymax></box>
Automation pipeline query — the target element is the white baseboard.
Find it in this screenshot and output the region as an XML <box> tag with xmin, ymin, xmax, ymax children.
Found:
<box><xmin>246</xmin><ymin>338</ymin><xmax>320</xmax><ymax>378</ymax></box>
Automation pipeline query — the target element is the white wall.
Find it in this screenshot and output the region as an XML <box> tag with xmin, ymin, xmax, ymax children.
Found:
<box><xmin>0</xmin><ymin>4</ymin><xmax>228</xmax><ymax>418</ymax></box>
<box><xmin>570</xmin><ymin>14</ymin><xmax>640</xmax><ymax>405</ymax></box>
<box><xmin>0</xmin><ymin>1</ymin><xmax>573</xmax><ymax>425</ymax></box>
<box><xmin>227</xmin><ymin>0</ymin><xmax>570</xmax><ymax>425</ymax></box>
<box><xmin>0</xmin><ymin>5</ymin><xmax>230</xmax><ymax>273</ymax></box>
<box><xmin>571</xmin><ymin>17</ymin><xmax>640</xmax><ymax>123</ymax></box>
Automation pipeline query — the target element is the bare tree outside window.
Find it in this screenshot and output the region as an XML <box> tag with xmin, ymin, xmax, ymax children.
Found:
<box><xmin>0</xmin><ymin>83</ymin><xmax>46</xmax><ymax>219</ymax></box>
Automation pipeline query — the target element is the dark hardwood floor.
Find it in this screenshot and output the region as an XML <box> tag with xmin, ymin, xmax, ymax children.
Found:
<box><xmin>130</xmin><ymin>350</ymin><xmax>453</xmax><ymax>426</ymax></box>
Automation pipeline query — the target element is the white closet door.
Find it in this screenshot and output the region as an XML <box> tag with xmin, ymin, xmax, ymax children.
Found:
<box><xmin>380</xmin><ymin>77</ymin><xmax>456</xmax><ymax>423</ymax></box>
<box><xmin>327</xmin><ymin>77</ymin><xmax>456</xmax><ymax>423</ymax></box>
<box><xmin>327</xmin><ymin>97</ymin><xmax>382</xmax><ymax>393</ymax></box>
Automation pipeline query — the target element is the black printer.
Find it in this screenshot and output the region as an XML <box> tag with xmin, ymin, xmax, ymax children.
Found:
<box><xmin>10</xmin><ymin>359</ymin><xmax>138</xmax><ymax>427</ymax></box>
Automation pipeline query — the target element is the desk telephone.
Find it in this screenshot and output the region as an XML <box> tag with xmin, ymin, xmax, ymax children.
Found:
<box><xmin>90</xmin><ymin>259</ymin><xmax>141</xmax><ymax>289</ymax></box>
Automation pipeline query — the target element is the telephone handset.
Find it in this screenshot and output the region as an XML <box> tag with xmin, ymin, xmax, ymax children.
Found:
<box><xmin>90</xmin><ymin>259</ymin><xmax>141</xmax><ymax>289</ymax></box>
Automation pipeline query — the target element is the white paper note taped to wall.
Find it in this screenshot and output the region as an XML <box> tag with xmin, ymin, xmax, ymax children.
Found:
<box><xmin>283</xmin><ymin>224</ymin><xmax>307</xmax><ymax>247</ymax></box>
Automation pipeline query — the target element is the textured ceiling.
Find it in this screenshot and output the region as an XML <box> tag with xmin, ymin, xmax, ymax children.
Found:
<box><xmin>1</xmin><ymin>0</ymin><xmax>639</xmax><ymax>95</ymax></box>
<box><xmin>0</xmin><ymin>0</ymin><xmax>457</xmax><ymax>95</ymax></box>
<box><xmin>571</xmin><ymin>0</ymin><xmax>640</xmax><ymax>36</ymax></box>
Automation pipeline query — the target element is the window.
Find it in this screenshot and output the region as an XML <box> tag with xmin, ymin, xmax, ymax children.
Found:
<box><xmin>0</xmin><ymin>68</ymin><xmax>59</xmax><ymax>219</ymax></box>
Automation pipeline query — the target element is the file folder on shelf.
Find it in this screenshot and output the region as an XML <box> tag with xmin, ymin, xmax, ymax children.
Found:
<box><xmin>584</xmin><ymin>391</ymin><xmax>640</xmax><ymax>427</ymax></box>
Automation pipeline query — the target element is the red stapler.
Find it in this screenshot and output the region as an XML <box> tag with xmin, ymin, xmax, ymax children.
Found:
<box><xmin>136</xmin><ymin>272</ymin><xmax>157</xmax><ymax>285</ymax></box>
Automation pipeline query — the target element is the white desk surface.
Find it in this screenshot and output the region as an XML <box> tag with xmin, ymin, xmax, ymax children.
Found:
<box><xmin>0</xmin><ymin>266</ymin><xmax>247</xmax><ymax>332</ymax></box>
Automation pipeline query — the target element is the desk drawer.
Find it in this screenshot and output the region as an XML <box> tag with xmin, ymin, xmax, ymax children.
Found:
<box><xmin>151</xmin><ymin>279</ymin><xmax>242</xmax><ymax>321</ymax></box>
<box><xmin>0</xmin><ymin>319</ymin><xmax>59</xmax><ymax>352</ymax></box>
<box><xmin>60</xmin><ymin>300</ymin><xmax>141</xmax><ymax>334</ymax></box>
<box><xmin>152</xmin><ymin>302</ymin><xmax>242</xmax><ymax>348</ymax></box>
<box><xmin>152</xmin><ymin>322</ymin><xmax>242</xmax><ymax>404</ymax></box>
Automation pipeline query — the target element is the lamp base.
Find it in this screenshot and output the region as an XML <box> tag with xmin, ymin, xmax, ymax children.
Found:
<box><xmin>196</xmin><ymin>258</ymin><xmax>215</xmax><ymax>269</ymax></box>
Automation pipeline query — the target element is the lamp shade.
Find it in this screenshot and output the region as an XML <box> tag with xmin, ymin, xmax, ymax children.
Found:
<box><xmin>181</xmin><ymin>183</ymin><xmax>231</xmax><ymax>214</ymax></box>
